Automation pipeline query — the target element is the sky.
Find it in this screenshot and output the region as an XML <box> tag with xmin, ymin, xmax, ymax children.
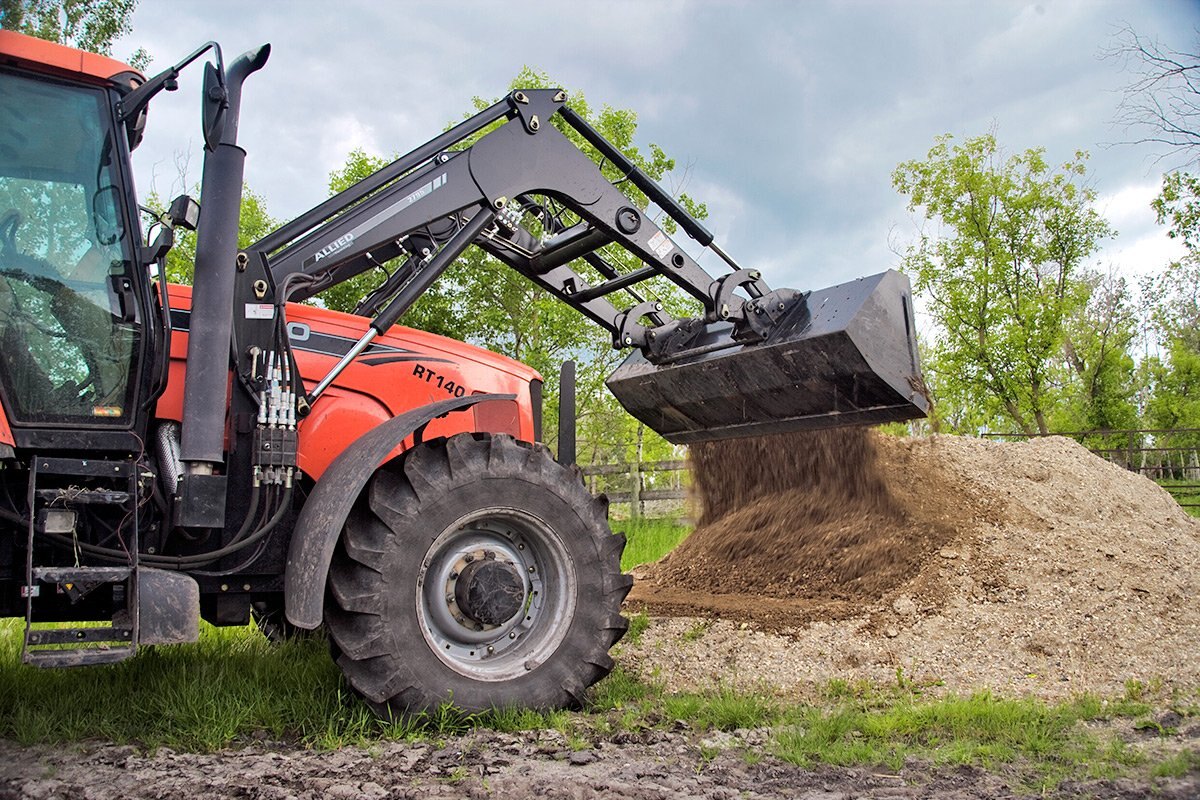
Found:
<box><xmin>114</xmin><ymin>0</ymin><xmax>1199</xmax><ymax>300</ymax></box>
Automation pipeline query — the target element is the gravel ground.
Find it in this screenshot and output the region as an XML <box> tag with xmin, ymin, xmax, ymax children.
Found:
<box><xmin>2</xmin><ymin>728</ymin><xmax>1198</xmax><ymax>800</ymax></box>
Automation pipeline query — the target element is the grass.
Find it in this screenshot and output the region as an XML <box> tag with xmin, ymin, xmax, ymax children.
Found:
<box><xmin>612</xmin><ymin>517</ymin><xmax>692</xmax><ymax>571</ymax></box>
<box><xmin>0</xmin><ymin>516</ymin><xmax>687</xmax><ymax>750</ymax></box>
<box><xmin>0</xmin><ymin>618</ymin><xmax>358</xmax><ymax>750</ymax></box>
<box><xmin>1158</xmin><ymin>479</ymin><xmax>1200</xmax><ymax>518</ymax></box>
<box><xmin>1</xmin><ymin>620</ymin><xmax>1196</xmax><ymax>789</ymax></box>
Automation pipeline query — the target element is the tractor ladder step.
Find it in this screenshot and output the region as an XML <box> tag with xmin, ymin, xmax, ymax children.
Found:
<box><xmin>23</xmin><ymin>645</ymin><xmax>136</xmax><ymax>668</ymax></box>
<box><xmin>24</xmin><ymin>567</ymin><xmax>138</xmax><ymax>667</ymax></box>
<box><xmin>23</xmin><ymin>456</ymin><xmax>142</xmax><ymax>668</ymax></box>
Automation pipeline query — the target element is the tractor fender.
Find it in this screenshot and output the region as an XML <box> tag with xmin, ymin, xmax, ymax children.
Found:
<box><xmin>285</xmin><ymin>393</ymin><xmax>514</xmax><ymax>629</ymax></box>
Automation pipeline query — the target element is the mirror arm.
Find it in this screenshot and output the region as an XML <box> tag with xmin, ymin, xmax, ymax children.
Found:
<box><xmin>117</xmin><ymin>41</ymin><xmax>225</xmax><ymax>125</ymax></box>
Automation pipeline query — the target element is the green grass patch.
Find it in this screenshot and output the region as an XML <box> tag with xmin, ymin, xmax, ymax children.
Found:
<box><xmin>0</xmin><ymin>618</ymin><xmax>363</xmax><ymax>750</ymax></box>
<box><xmin>769</xmin><ymin>690</ymin><xmax>1167</xmax><ymax>791</ymax></box>
<box><xmin>623</xmin><ymin>611</ymin><xmax>651</xmax><ymax>646</ymax></box>
<box><xmin>1151</xmin><ymin>749</ymin><xmax>1200</xmax><ymax>778</ymax></box>
<box><xmin>613</xmin><ymin>517</ymin><xmax>692</xmax><ymax>570</ymax></box>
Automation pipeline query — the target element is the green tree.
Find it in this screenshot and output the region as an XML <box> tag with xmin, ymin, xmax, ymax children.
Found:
<box><xmin>1145</xmin><ymin>342</ymin><xmax>1200</xmax><ymax>434</ymax></box>
<box><xmin>147</xmin><ymin>185</ymin><xmax>276</xmax><ymax>285</ymax></box>
<box><xmin>1144</xmin><ymin>169</ymin><xmax>1200</xmax><ymax>449</ymax></box>
<box><xmin>1053</xmin><ymin>269</ymin><xmax>1139</xmax><ymax>439</ymax></box>
<box><xmin>1</xmin><ymin>0</ymin><xmax>148</xmax><ymax>69</ymax></box>
<box><xmin>893</xmin><ymin>133</ymin><xmax>1113</xmax><ymax>435</ymax></box>
<box><xmin>1148</xmin><ymin>171</ymin><xmax>1200</xmax><ymax>350</ymax></box>
<box><xmin>1110</xmin><ymin>27</ymin><xmax>1200</xmax><ymax>452</ymax></box>
<box><xmin>322</xmin><ymin>68</ymin><xmax>701</xmax><ymax>465</ymax></box>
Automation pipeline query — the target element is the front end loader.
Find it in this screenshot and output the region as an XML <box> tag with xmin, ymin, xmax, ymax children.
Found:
<box><xmin>0</xmin><ymin>30</ymin><xmax>925</xmax><ymax>716</ymax></box>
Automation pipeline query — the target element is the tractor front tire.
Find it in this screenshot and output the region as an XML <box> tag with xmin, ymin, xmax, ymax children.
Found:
<box><xmin>324</xmin><ymin>433</ymin><xmax>630</xmax><ymax>716</ymax></box>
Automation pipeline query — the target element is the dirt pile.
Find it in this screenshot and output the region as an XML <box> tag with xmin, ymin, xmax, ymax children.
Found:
<box><xmin>636</xmin><ymin>428</ymin><xmax>971</xmax><ymax>622</ymax></box>
<box><xmin>660</xmin><ymin>428</ymin><xmax>964</xmax><ymax>604</ymax></box>
<box><xmin>625</xmin><ymin>433</ymin><xmax>1200</xmax><ymax>698</ymax></box>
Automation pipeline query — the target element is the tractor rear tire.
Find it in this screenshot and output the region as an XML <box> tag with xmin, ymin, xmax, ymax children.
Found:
<box><xmin>324</xmin><ymin>432</ymin><xmax>630</xmax><ymax>716</ymax></box>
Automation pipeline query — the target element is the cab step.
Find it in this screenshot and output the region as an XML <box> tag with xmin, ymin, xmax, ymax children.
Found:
<box><xmin>23</xmin><ymin>645</ymin><xmax>136</xmax><ymax>668</ymax></box>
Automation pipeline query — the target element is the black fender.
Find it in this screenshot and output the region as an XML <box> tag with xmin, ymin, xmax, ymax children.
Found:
<box><xmin>285</xmin><ymin>393</ymin><xmax>514</xmax><ymax>629</ymax></box>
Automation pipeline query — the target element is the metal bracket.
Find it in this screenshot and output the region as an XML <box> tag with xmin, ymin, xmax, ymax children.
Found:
<box><xmin>737</xmin><ymin>288</ymin><xmax>808</xmax><ymax>341</ymax></box>
<box><xmin>613</xmin><ymin>300</ymin><xmax>663</xmax><ymax>348</ymax></box>
<box><xmin>510</xmin><ymin>88</ymin><xmax>564</xmax><ymax>135</ymax></box>
<box><xmin>708</xmin><ymin>269</ymin><xmax>769</xmax><ymax>323</ymax></box>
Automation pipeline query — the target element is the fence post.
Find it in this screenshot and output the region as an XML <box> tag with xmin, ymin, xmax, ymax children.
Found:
<box><xmin>631</xmin><ymin>424</ymin><xmax>644</xmax><ymax>519</ymax></box>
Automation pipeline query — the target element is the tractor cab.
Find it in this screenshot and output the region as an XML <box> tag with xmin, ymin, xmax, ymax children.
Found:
<box><xmin>0</xmin><ymin>71</ymin><xmax>144</xmax><ymax>430</ymax></box>
<box><xmin>0</xmin><ymin>32</ymin><xmax>152</xmax><ymax>447</ymax></box>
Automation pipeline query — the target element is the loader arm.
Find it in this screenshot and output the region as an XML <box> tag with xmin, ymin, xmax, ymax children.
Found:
<box><xmin>251</xmin><ymin>88</ymin><xmax>928</xmax><ymax>443</ymax></box>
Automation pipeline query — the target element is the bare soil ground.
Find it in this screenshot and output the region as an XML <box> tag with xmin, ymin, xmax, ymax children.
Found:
<box><xmin>2</xmin><ymin>730</ymin><xmax>1198</xmax><ymax>800</ymax></box>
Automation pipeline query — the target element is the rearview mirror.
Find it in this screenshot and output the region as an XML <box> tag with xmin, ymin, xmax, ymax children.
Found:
<box><xmin>92</xmin><ymin>185</ymin><xmax>125</xmax><ymax>246</ymax></box>
<box><xmin>202</xmin><ymin>61</ymin><xmax>228</xmax><ymax>151</ymax></box>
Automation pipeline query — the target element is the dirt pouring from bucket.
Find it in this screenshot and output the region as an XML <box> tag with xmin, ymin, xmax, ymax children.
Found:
<box><xmin>624</xmin><ymin>431</ymin><xmax>1200</xmax><ymax>700</ymax></box>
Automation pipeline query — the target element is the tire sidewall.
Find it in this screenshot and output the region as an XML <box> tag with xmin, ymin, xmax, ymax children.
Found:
<box><xmin>371</xmin><ymin>452</ymin><xmax>610</xmax><ymax>712</ymax></box>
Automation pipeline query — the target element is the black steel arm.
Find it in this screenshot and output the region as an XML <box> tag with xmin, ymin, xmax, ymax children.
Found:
<box><xmin>257</xmin><ymin>88</ymin><xmax>794</xmax><ymax>362</ymax></box>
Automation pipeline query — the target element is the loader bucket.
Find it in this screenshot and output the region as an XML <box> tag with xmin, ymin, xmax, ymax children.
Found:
<box><xmin>606</xmin><ymin>269</ymin><xmax>927</xmax><ymax>444</ymax></box>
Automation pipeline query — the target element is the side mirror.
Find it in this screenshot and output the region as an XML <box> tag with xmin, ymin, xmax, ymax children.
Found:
<box><xmin>202</xmin><ymin>61</ymin><xmax>228</xmax><ymax>151</ymax></box>
<box><xmin>168</xmin><ymin>194</ymin><xmax>201</xmax><ymax>231</ymax></box>
<box><xmin>143</xmin><ymin>225</ymin><xmax>174</xmax><ymax>264</ymax></box>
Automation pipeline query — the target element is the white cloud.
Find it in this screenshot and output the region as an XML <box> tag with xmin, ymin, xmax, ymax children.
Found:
<box><xmin>317</xmin><ymin>115</ymin><xmax>380</xmax><ymax>176</ymax></box>
<box><xmin>1095</xmin><ymin>179</ymin><xmax>1185</xmax><ymax>276</ymax></box>
<box><xmin>113</xmin><ymin>0</ymin><xmax>1200</xmax><ymax>290</ymax></box>
<box><xmin>1097</xmin><ymin>229</ymin><xmax>1186</xmax><ymax>277</ymax></box>
<box><xmin>1097</xmin><ymin>180</ymin><xmax>1161</xmax><ymax>231</ymax></box>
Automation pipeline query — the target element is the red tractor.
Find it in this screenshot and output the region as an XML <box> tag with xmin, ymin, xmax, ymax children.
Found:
<box><xmin>0</xmin><ymin>31</ymin><xmax>926</xmax><ymax>715</ymax></box>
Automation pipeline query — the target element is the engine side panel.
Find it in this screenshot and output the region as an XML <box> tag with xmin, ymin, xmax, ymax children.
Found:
<box><xmin>157</xmin><ymin>285</ymin><xmax>540</xmax><ymax>480</ymax></box>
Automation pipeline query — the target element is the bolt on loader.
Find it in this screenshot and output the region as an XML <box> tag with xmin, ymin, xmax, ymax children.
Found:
<box><xmin>0</xmin><ymin>31</ymin><xmax>926</xmax><ymax>715</ymax></box>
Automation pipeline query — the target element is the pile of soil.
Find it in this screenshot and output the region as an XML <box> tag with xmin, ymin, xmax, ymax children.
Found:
<box><xmin>658</xmin><ymin>428</ymin><xmax>961</xmax><ymax>606</ymax></box>
<box><xmin>625</xmin><ymin>433</ymin><xmax>1200</xmax><ymax>698</ymax></box>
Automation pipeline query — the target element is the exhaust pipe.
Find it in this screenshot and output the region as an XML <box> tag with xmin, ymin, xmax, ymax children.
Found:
<box><xmin>179</xmin><ymin>43</ymin><xmax>271</xmax><ymax>471</ymax></box>
<box><xmin>606</xmin><ymin>269</ymin><xmax>927</xmax><ymax>444</ymax></box>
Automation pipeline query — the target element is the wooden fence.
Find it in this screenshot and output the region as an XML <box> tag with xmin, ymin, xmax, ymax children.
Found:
<box><xmin>579</xmin><ymin>459</ymin><xmax>688</xmax><ymax>518</ymax></box>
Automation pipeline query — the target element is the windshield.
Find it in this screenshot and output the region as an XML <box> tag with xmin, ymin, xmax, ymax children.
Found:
<box><xmin>0</xmin><ymin>69</ymin><xmax>140</xmax><ymax>426</ymax></box>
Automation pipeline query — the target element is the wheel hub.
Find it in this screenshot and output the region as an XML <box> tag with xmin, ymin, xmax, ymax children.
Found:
<box><xmin>454</xmin><ymin>556</ymin><xmax>525</xmax><ymax>626</ymax></box>
<box><xmin>416</xmin><ymin>510</ymin><xmax>575</xmax><ymax>681</ymax></box>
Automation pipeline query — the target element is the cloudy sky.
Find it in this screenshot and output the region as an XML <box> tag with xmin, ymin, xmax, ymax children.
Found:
<box><xmin>115</xmin><ymin>0</ymin><xmax>1198</xmax><ymax>297</ymax></box>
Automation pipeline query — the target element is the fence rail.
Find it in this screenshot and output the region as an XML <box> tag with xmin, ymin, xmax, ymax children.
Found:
<box><xmin>579</xmin><ymin>460</ymin><xmax>689</xmax><ymax>516</ymax></box>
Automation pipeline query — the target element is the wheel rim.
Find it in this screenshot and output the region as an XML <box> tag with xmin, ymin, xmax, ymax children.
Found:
<box><xmin>415</xmin><ymin>506</ymin><xmax>577</xmax><ymax>681</ymax></box>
